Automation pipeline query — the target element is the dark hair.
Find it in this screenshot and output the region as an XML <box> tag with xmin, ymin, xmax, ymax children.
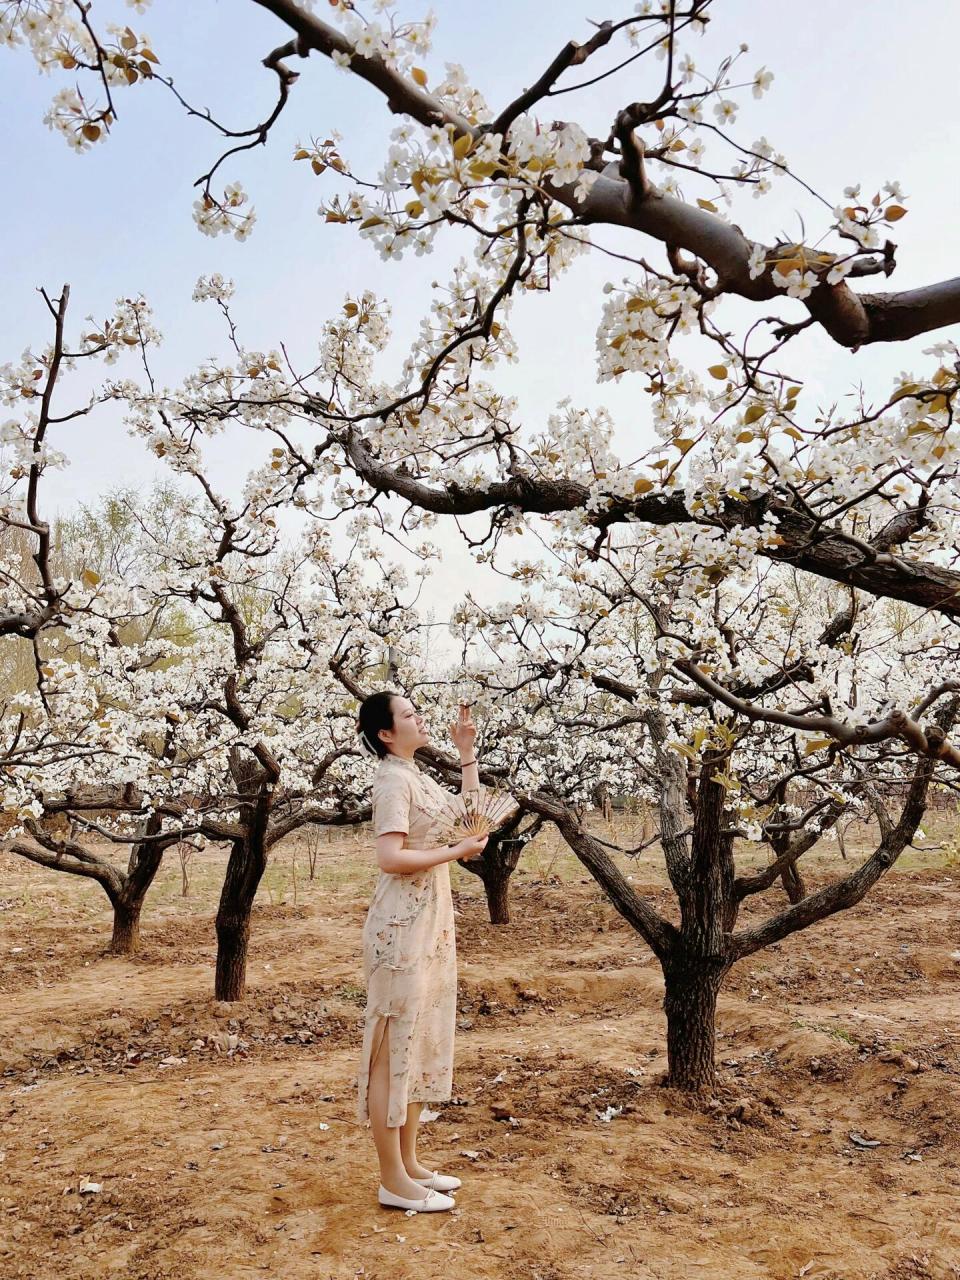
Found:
<box><xmin>356</xmin><ymin>691</ymin><xmax>397</xmax><ymax>760</ymax></box>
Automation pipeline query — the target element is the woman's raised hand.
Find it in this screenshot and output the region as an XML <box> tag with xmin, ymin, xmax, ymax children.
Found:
<box><xmin>449</xmin><ymin>702</ymin><xmax>477</xmax><ymax>757</ymax></box>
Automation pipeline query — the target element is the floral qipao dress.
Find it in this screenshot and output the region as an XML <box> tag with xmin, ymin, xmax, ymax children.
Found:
<box><xmin>356</xmin><ymin>754</ymin><xmax>458</xmax><ymax>1129</ymax></box>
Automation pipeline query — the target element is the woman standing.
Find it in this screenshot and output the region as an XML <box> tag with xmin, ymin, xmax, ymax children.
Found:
<box><xmin>355</xmin><ymin>692</ymin><xmax>488</xmax><ymax>1212</ymax></box>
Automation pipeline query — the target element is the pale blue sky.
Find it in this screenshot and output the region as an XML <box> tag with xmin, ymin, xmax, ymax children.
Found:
<box><xmin>4</xmin><ymin>0</ymin><xmax>960</xmax><ymax>624</ymax></box>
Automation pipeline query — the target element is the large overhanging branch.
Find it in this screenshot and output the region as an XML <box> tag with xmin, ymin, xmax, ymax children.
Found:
<box><xmin>250</xmin><ymin>0</ymin><xmax>960</xmax><ymax>348</ymax></box>
<box><xmin>591</xmin><ymin>596</ymin><xmax>856</xmax><ymax>710</ymax></box>
<box><xmin>567</xmin><ymin>171</ymin><xmax>960</xmax><ymax>348</ymax></box>
<box><xmin>36</xmin><ymin>786</ymin><xmax>244</xmax><ymax>843</ymax></box>
<box><xmin>265</xmin><ymin>801</ymin><xmax>370</xmax><ymax>848</ymax></box>
<box><xmin>675</xmin><ymin>659</ymin><xmax>960</xmax><ymax>767</ymax></box>
<box><xmin>9</xmin><ymin>821</ymin><xmax>125</xmax><ymax>900</ymax></box>
<box><xmin>336</xmin><ymin>431</ymin><xmax>960</xmax><ymax>617</ymax></box>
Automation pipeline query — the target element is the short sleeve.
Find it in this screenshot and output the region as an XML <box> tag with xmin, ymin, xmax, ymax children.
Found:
<box><xmin>372</xmin><ymin>770</ymin><xmax>413</xmax><ymax>837</ymax></box>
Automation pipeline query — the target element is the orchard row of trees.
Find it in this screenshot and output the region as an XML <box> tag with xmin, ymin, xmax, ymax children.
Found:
<box><xmin>3</xmin><ymin>0</ymin><xmax>960</xmax><ymax>1088</ymax></box>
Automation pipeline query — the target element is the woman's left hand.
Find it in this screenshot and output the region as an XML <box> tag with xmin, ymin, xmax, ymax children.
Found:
<box><xmin>449</xmin><ymin>702</ymin><xmax>477</xmax><ymax>758</ymax></box>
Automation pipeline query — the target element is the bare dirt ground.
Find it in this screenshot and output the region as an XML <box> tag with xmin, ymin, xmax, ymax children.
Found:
<box><xmin>1</xmin><ymin>820</ymin><xmax>959</xmax><ymax>1280</ymax></box>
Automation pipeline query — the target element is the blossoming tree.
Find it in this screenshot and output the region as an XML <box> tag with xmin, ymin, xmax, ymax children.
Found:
<box><xmin>5</xmin><ymin>1</ymin><xmax>960</xmax><ymax>1072</ymax></box>
<box><xmin>444</xmin><ymin>547</ymin><xmax>960</xmax><ymax>1088</ymax></box>
<box><xmin>5</xmin><ymin>3</ymin><xmax>959</xmax><ymax>614</ymax></box>
<box><xmin>0</xmin><ymin>286</ymin><xmax>433</xmax><ymax>994</ymax></box>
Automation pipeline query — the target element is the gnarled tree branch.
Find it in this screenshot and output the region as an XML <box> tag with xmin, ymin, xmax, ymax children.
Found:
<box><xmin>250</xmin><ymin>0</ymin><xmax>960</xmax><ymax>347</ymax></box>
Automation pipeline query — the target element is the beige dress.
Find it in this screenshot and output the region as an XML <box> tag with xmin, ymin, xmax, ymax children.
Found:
<box><xmin>356</xmin><ymin>754</ymin><xmax>458</xmax><ymax>1129</ymax></box>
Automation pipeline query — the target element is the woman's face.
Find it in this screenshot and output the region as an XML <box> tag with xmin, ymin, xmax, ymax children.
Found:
<box><xmin>381</xmin><ymin>696</ymin><xmax>428</xmax><ymax>756</ymax></box>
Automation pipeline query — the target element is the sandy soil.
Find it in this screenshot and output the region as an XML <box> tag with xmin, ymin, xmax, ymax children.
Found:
<box><xmin>1</xmin><ymin>828</ymin><xmax>959</xmax><ymax>1280</ymax></box>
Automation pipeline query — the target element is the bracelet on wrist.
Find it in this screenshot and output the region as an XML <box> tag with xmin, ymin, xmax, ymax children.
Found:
<box><xmin>459</xmin><ymin>757</ymin><xmax>477</xmax><ymax>768</ymax></box>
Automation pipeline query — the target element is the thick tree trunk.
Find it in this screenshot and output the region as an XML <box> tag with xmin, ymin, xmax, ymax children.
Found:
<box><xmin>458</xmin><ymin>834</ymin><xmax>526</xmax><ymax>925</ymax></box>
<box><xmin>108</xmin><ymin>825</ymin><xmax>166</xmax><ymax>955</ymax></box>
<box><xmin>663</xmin><ymin>755</ymin><xmax>735</xmax><ymax>1090</ymax></box>
<box><xmin>109</xmin><ymin>897</ymin><xmax>143</xmax><ymax>955</ymax></box>
<box><xmin>483</xmin><ymin>865</ymin><xmax>513</xmax><ymax>924</ymax></box>
<box><xmin>215</xmin><ymin>914</ymin><xmax>249</xmax><ymax>1002</ymax></box>
<box><xmin>662</xmin><ymin>958</ymin><xmax>726</xmax><ymax>1091</ymax></box>
<box><xmin>214</xmin><ymin>835</ymin><xmax>267</xmax><ymax>1001</ymax></box>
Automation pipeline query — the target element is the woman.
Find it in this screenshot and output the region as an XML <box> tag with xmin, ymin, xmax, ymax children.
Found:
<box><xmin>355</xmin><ymin>691</ymin><xmax>488</xmax><ymax>1213</ymax></box>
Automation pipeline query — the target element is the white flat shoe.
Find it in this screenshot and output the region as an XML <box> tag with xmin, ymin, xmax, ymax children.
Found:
<box><xmin>412</xmin><ymin>1171</ymin><xmax>462</xmax><ymax>1192</ymax></box>
<box><xmin>378</xmin><ymin>1184</ymin><xmax>456</xmax><ymax>1212</ymax></box>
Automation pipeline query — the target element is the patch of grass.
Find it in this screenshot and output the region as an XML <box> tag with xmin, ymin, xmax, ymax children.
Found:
<box><xmin>332</xmin><ymin>981</ymin><xmax>367</xmax><ymax>1005</ymax></box>
<box><xmin>793</xmin><ymin>1019</ymin><xmax>860</xmax><ymax>1045</ymax></box>
<box><xmin>895</xmin><ymin>845</ymin><xmax>955</xmax><ymax>873</ymax></box>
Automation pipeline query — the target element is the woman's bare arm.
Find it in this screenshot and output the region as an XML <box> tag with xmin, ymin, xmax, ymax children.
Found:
<box><xmin>450</xmin><ymin>703</ymin><xmax>480</xmax><ymax>795</ymax></box>
<box><xmin>375</xmin><ymin>831</ymin><xmax>486</xmax><ymax>875</ymax></box>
